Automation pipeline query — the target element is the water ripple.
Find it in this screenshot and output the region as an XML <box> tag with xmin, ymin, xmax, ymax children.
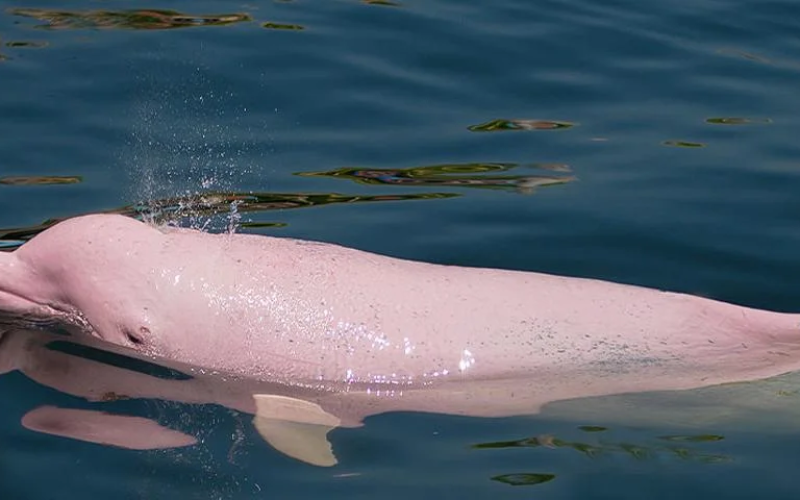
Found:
<box><xmin>467</xmin><ymin>119</ymin><xmax>576</xmax><ymax>132</ymax></box>
<box><xmin>8</xmin><ymin>8</ymin><xmax>252</xmax><ymax>30</ymax></box>
<box><xmin>296</xmin><ymin>162</ymin><xmax>576</xmax><ymax>193</ymax></box>
<box><xmin>0</xmin><ymin>175</ymin><xmax>82</xmax><ymax>185</ymax></box>
<box><xmin>0</xmin><ymin>190</ymin><xmax>459</xmax><ymax>249</ymax></box>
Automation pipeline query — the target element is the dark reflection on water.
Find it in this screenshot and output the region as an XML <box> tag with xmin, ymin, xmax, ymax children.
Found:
<box><xmin>296</xmin><ymin>162</ymin><xmax>576</xmax><ymax>193</ymax></box>
<box><xmin>0</xmin><ymin>175</ymin><xmax>81</xmax><ymax>185</ymax></box>
<box><xmin>467</xmin><ymin>119</ymin><xmax>576</xmax><ymax>132</ymax></box>
<box><xmin>262</xmin><ymin>22</ymin><xmax>305</xmax><ymax>31</ymax></box>
<box><xmin>8</xmin><ymin>8</ymin><xmax>252</xmax><ymax>30</ymax></box>
<box><xmin>659</xmin><ymin>434</ymin><xmax>725</xmax><ymax>442</ymax></box>
<box><xmin>363</xmin><ymin>0</ymin><xmax>402</xmax><ymax>6</ymax></box>
<box><xmin>705</xmin><ymin>117</ymin><xmax>772</xmax><ymax>125</ymax></box>
<box><xmin>662</xmin><ymin>140</ymin><xmax>706</xmax><ymax>148</ymax></box>
<box><xmin>4</xmin><ymin>40</ymin><xmax>48</xmax><ymax>48</ymax></box>
<box><xmin>0</xmin><ymin>191</ymin><xmax>457</xmax><ymax>250</ymax></box>
<box><xmin>132</xmin><ymin>190</ymin><xmax>456</xmax><ymax>223</ymax></box>
<box><xmin>578</xmin><ymin>425</ymin><xmax>608</xmax><ymax>432</ymax></box>
<box><xmin>0</xmin><ymin>161</ymin><xmax>576</xmax><ymax>248</ymax></box>
<box><xmin>491</xmin><ymin>473</ymin><xmax>556</xmax><ymax>487</ymax></box>
<box><xmin>473</xmin><ymin>431</ymin><xmax>730</xmax><ymax>463</ymax></box>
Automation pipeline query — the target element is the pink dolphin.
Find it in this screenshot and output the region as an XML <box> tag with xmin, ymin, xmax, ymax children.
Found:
<box><xmin>1</xmin><ymin>213</ymin><xmax>800</xmax><ymax>464</ymax></box>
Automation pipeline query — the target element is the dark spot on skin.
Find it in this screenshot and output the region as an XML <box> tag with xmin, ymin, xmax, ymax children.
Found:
<box><xmin>101</xmin><ymin>392</ymin><xmax>130</xmax><ymax>401</ymax></box>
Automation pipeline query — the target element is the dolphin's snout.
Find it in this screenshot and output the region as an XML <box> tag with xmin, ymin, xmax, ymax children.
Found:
<box><xmin>0</xmin><ymin>289</ymin><xmax>41</xmax><ymax>316</ymax></box>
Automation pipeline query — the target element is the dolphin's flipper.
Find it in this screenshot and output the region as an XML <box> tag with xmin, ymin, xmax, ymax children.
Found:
<box><xmin>252</xmin><ymin>394</ymin><xmax>341</xmax><ymax>467</ymax></box>
<box><xmin>21</xmin><ymin>405</ymin><xmax>198</xmax><ymax>449</ymax></box>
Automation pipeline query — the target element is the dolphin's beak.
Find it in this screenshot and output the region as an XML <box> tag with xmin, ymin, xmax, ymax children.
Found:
<box><xmin>0</xmin><ymin>252</ymin><xmax>52</xmax><ymax>318</ymax></box>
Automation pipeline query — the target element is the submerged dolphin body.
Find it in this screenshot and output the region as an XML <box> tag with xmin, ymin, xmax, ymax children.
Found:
<box><xmin>1</xmin><ymin>213</ymin><xmax>800</xmax><ymax>465</ymax></box>
<box><xmin>1</xmin><ymin>329</ymin><xmax>337</xmax><ymax>463</ymax></box>
<box><xmin>6</xmin><ymin>327</ymin><xmax>800</xmax><ymax>469</ymax></box>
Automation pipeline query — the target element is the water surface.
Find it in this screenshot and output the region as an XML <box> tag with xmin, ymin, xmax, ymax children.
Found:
<box><xmin>2</xmin><ymin>0</ymin><xmax>800</xmax><ymax>497</ymax></box>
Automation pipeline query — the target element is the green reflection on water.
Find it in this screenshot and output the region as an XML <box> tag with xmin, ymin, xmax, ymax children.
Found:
<box><xmin>262</xmin><ymin>22</ymin><xmax>305</xmax><ymax>30</ymax></box>
<box><xmin>473</xmin><ymin>430</ymin><xmax>730</xmax><ymax>463</ymax></box>
<box><xmin>8</xmin><ymin>8</ymin><xmax>252</xmax><ymax>30</ymax></box>
<box><xmin>491</xmin><ymin>473</ymin><xmax>556</xmax><ymax>487</ymax></box>
<box><xmin>1</xmin><ymin>163</ymin><xmax>561</xmax><ymax>249</ymax></box>
<box><xmin>132</xmin><ymin>191</ymin><xmax>455</xmax><ymax>221</ymax></box>
<box><xmin>296</xmin><ymin>162</ymin><xmax>576</xmax><ymax>194</ymax></box>
<box><xmin>0</xmin><ymin>175</ymin><xmax>81</xmax><ymax>185</ymax></box>
<box><xmin>578</xmin><ymin>425</ymin><xmax>608</xmax><ymax>432</ymax></box>
<box><xmin>659</xmin><ymin>434</ymin><xmax>724</xmax><ymax>442</ymax></box>
<box><xmin>467</xmin><ymin>119</ymin><xmax>576</xmax><ymax>132</ymax></box>
<box><xmin>0</xmin><ymin>190</ymin><xmax>456</xmax><ymax>250</ymax></box>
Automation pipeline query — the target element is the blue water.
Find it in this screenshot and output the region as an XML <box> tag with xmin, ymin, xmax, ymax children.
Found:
<box><xmin>3</xmin><ymin>0</ymin><xmax>800</xmax><ymax>497</ymax></box>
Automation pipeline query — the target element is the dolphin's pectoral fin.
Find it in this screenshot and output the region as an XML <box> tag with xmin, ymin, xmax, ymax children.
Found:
<box><xmin>252</xmin><ymin>394</ymin><xmax>341</xmax><ymax>467</ymax></box>
<box><xmin>21</xmin><ymin>405</ymin><xmax>198</xmax><ymax>450</ymax></box>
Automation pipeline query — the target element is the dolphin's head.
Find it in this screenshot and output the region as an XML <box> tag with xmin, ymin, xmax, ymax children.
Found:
<box><xmin>3</xmin><ymin>214</ymin><xmax>252</xmax><ymax>375</ymax></box>
<box><xmin>0</xmin><ymin>247</ymin><xmax>78</xmax><ymax>331</ymax></box>
<box><xmin>3</xmin><ymin>214</ymin><xmax>173</xmax><ymax>356</ymax></box>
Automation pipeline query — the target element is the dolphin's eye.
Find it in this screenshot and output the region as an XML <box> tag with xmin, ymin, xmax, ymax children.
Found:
<box><xmin>126</xmin><ymin>330</ymin><xmax>143</xmax><ymax>345</ymax></box>
<box><xmin>122</xmin><ymin>326</ymin><xmax>146</xmax><ymax>346</ymax></box>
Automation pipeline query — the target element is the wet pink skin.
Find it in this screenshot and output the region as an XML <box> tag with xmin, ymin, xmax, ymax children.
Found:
<box><xmin>1</xmin><ymin>213</ymin><xmax>800</xmax><ymax>425</ymax></box>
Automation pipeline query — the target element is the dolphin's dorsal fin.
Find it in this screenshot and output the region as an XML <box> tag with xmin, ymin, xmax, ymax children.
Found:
<box><xmin>252</xmin><ymin>394</ymin><xmax>341</xmax><ymax>467</ymax></box>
